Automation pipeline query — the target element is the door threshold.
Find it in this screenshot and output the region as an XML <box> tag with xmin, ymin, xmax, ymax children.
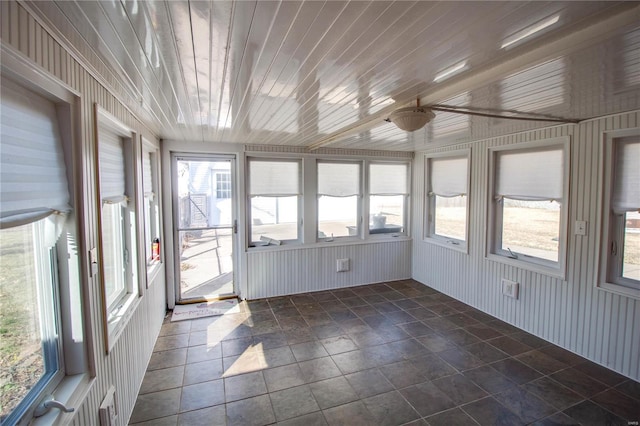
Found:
<box><xmin>176</xmin><ymin>294</ymin><xmax>238</xmax><ymax>305</ymax></box>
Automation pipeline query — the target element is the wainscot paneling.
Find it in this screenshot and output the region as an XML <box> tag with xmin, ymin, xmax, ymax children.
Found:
<box><xmin>1</xmin><ymin>2</ymin><xmax>166</xmax><ymax>425</ymax></box>
<box><xmin>247</xmin><ymin>240</ymin><xmax>412</xmax><ymax>300</ymax></box>
<box><xmin>412</xmin><ymin>111</ymin><xmax>640</xmax><ymax>380</ymax></box>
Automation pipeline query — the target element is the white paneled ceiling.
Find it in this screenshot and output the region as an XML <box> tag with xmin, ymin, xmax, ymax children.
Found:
<box><xmin>26</xmin><ymin>1</ymin><xmax>640</xmax><ymax>151</ymax></box>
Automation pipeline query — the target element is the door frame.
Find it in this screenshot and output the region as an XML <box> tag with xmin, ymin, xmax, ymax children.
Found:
<box><xmin>170</xmin><ymin>153</ymin><xmax>238</xmax><ymax>304</ymax></box>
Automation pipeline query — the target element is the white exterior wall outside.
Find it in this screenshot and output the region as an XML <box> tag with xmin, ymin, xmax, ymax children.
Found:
<box><xmin>412</xmin><ymin>111</ymin><xmax>640</xmax><ymax>381</ymax></box>
<box><xmin>1</xmin><ymin>2</ymin><xmax>166</xmax><ymax>425</ymax></box>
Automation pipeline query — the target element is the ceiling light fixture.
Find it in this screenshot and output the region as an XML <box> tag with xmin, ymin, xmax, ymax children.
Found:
<box><xmin>386</xmin><ymin>99</ymin><xmax>435</xmax><ymax>132</ymax></box>
<box><xmin>501</xmin><ymin>14</ymin><xmax>560</xmax><ymax>49</ymax></box>
<box><xmin>433</xmin><ymin>61</ymin><xmax>468</xmax><ymax>82</ymax></box>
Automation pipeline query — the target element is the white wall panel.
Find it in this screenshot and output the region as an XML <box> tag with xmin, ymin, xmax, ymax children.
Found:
<box><xmin>413</xmin><ymin>111</ymin><xmax>640</xmax><ymax>380</ymax></box>
<box><xmin>1</xmin><ymin>2</ymin><xmax>166</xmax><ymax>425</ymax></box>
<box><xmin>247</xmin><ymin>240</ymin><xmax>412</xmax><ymax>299</ymax></box>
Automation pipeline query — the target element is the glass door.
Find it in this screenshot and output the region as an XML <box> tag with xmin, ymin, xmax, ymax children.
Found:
<box><xmin>173</xmin><ymin>155</ymin><xmax>236</xmax><ymax>302</ymax></box>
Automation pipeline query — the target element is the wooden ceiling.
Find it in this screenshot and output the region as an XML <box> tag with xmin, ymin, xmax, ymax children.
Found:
<box><xmin>26</xmin><ymin>1</ymin><xmax>640</xmax><ymax>151</ymax></box>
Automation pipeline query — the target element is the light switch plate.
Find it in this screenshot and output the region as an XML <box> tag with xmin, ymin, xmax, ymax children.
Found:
<box><xmin>575</xmin><ymin>220</ymin><xmax>587</xmax><ymax>236</ymax></box>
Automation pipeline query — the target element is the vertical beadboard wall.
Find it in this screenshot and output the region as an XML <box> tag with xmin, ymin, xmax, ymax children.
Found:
<box><xmin>412</xmin><ymin>111</ymin><xmax>640</xmax><ymax>380</ymax></box>
<box><xmin>247</xmin><ymin>240</ymin><xmax>412</xmax><ymax>300</ymax></box>
<box><xmin>1</xmin><ymin>2</ymin><xmax>166</xmax><ymax>425</ymax></box>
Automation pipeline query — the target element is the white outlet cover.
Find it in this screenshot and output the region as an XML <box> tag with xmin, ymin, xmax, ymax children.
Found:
<box><xmin>502</xmin><ymin>279</ymin><xmax>519</xmax><ymax>299</ymax></box>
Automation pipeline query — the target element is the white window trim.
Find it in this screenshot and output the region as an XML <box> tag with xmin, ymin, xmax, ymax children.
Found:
<box><xmin>486</xmin><ymin>137</ymin><xmax>571</xmax><ymax>279</ymax></box>
<box><xmin>424</xmin><ymin>149</ymin><xmax>471</xmax><ymax>253</ymax></box>
<box><xmin>1</xmin><ymin>42</ymin><xmax>94</xmax><ymax>425</ymax></box>
<box><xmin>317</xmin><ymin>160</ymin><xmax>363</xmax><ymax>242</ymax></box>
<box><xmin>366</xmin><ymin>161</ymin><xmax>411</xmax><ymax>240</ymax></box>
<box><xmin>95</xmin><ymin>105</ymin><xmax>143</xmax><ymax>353</ymax></box>
<box><xmin>142</xmin><ymin>137</ymin><xmax>162</xmax><ymax>281</ymax></box>
<box><xmin>247</xmin><ymin>157</ymin><xmax>302</xmax><ymax>246</ymax></box>
<box><xmin>596</xmin><ymin>127</ymin><xmax>640</xmax><ymax>299</ymax></box>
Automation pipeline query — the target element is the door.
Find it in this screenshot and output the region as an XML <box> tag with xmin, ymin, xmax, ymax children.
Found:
<box><xmin>173</xmin><ymin>155</ymin><xmax>236</xmax><ymax>302</ymax></box>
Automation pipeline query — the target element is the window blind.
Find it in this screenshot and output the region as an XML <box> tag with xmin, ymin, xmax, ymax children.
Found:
<box><xmin>495</xmin><ymin>147</ymin><xmax>563</xmax><ymax>201</ymax></box>
<box><xmin>370</xmin><ymin>164</ymin><xmax>408</xmax><ymax>195</ymax></box>
<box><xmin>249</xmin><ymin>160</ymin><xmax>300</xmax><ymax>196</ymax></box>
<box><xmin>142</xmin><ymin>149</ymin><xmax>154</xmax><ymax>199</ymax></box>
<box><xmin>430</xmin><ymin>156</ymin><xmax>467</xmax><ymax>197</ymax></box>
<box><xmin>98</xmin><ymin>127</ymin><xmax>126</xmax><ymax>203</ymax></box>
<box><xmin>612</xmin><ymin>137</ymin><xmax>640</xmax><ymax>212</ymax></box>
<box><xmin>317</xmin><ymin>162</ymin><xmax>360</xmax><ymax>197</ymax></box>
<box><xmin>0</xmin><ymin>78</ymin><xmax>70</xmax><ymax>228</ymax></box>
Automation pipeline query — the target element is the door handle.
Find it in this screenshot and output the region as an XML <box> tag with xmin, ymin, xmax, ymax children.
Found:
<box><xmin>233</xmin><ymin>220</ymin><xmax>238</xmax><ymax>234</ymax></box>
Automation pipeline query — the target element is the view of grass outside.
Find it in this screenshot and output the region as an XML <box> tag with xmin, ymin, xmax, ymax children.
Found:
<box><xmin>0</xmin><ymin>224</ymin><xmax>44</xmax><ymax>421</ymax></box>
<box><xmin>502</xmin><ymin>199</ymin><xmax>560</xmax><ymax>262</ymax></box>
<box><xmin>434</xmin><ymin>195</ymin><xmax>467</xmax><ymax>241</ymax></box>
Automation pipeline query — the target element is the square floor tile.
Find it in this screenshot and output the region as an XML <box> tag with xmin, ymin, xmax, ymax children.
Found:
<box><xmin>148</xmin><ymin>348</ymin><xmax>187</xmax><ymax>371</ymax></box>
<box><xmin>263</xmin><ymin>363</ymin><xmax>306</xmax><ymax>392</ymax></box>
<box><xmin>139</xmin><ymin>366</ymin><xmax>184</xmax><ymax>394</ymax></box>
<box><xmin>550</xmin><ymin>367</ymin><xmax>608</xmax><ymax>398</ymax></box>
<box><xmin>462</xmin><ymin>396</ymin><xmax>522</xmax><ymax>426</ymax></box>
<box><xmin>490</xmin><ymin>358</ymin><xmax>542</xmax><ymax>385</ymax></box>
<box><xmin>309</xmin><ymin>376</ymin><xmax>359</xmax><ymax>409</ymax></box>
<box><xmin>270</xmin><ymin>384</ymin><xmax>321</xmax><ymax>421</ymax></box>
<box><xmin>130</xmin><ymin>388</ymin><xmax>181</xmax><ymax>423</ymax></box>
<box><xmin>493</xmin><ymin>386</ymin><xmax>556</xmax><ymax>423</ymax></box>
<box><xmin>522</xmin><ymin>376</ymin><xmax>584</xmax><ymax>410</ymax></box>
<box><xmin>224</xmin><ymin>371</ymin><xmax>267</xmax><ymax>402</ymax></box>
<box><xmin>299</xmin><ymin>356</ymin><xmax>342</xmax><ymax>383</ymax></box>
<box><xmin>291</xmin><ymin>341</ymin><xmax>329</xmax><ymax>361</ymax></box>
<box><xmin>183</xmin><ymin>359</ymin><xmax>223</xmax><ymax>385</ymax></box>
<box><xmin>321</xmin><ymin>335</ymin><xmax>358</xmax><ymax>355</ymax></box>
<box><xmin>399</xmin><ymin>381</ymin><xmax>456</xmax><ymax>417</ymax></box>
<box><xmin>226</xmin><ymin>394</ymin><xmax>276</xmax><ymax>426</ymax></box>
<box><xmin>345</xmin><ymin>368</ymin><xmax>395</xmax><ymax>398</ymax></box>
<box><xmin>379</xmin><ymin>360</ymin><xmax>426</xmax><ymax>389</ymax></box>
<box><xmin>563</xmin><ymin>400</ymin><xmax>625</xmax><ymax>425</ymax></box>
<box><xmin>322</xmin><ymin>401</ymin><xmax>375</xmax><ymax>425</ymax></box>
<box><xmin>433</xmin><ymin>373</ymin><xmax>488</xmax><ymax>405</ymax></box>
<box><xmin>362</xmin><ymin>390</ymin><xmax>420</xmax><ymax>426</ymax></box>
<box><xmin>277</xmin><ymin>411</ymin><xmax>328</xmax><ymax>426</ymax></box>
<box><xmin>177</xmin><ymin>405</ymin><xmax>225</xmax><ymax>426</ymax></box>
<box><xmin>425</xmin><ymin>407</ymin><xmax>478</xmax><ymax>426</ymax></box>
<box><xmin>463</xmin><ymin>365</ymin><xmax>516</xmax><ymax>394</ymax></box>
<box><xmin>180</xmin><ymin>379</ymin><xmax>225</xmax><ymax>412</ymax></box>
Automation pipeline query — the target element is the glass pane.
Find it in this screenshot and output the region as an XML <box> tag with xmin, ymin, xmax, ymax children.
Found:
<box><xmin>318</xmin><ymin>195</ymin><xmax>358</xmax><ymax>238</ymax></box>
<box><xmin>622</xmin><ymin>213</ymin><xmax>640</xmax><ymax>280</ymax></box>
<box><xmin>434</xmin><ymin>195</ymin><xmax>467</xmax><ymax>241</ymax></box>
<box><xmin>177</xmin><ymin>160</ymin><xmax>232</xmax><ymax>228</ymax></box>
<box><xmin>501</xmin><ymin>198</ymin><xmax>560</xmax><ymax>262</ymax></box>
<box><xmin>102</xmin><ymin>203</ymin><xmax>126</xmax><ymax>309</ymax></box>
<box><xmin>0</xmin><ymin>222</ymin><xmax>57</xmax><ymax>421</ymax></box>
<box><xmin>251</xmin><ymin>196</ymin><xmax>298</xmax><ymax>243</ymax></box>
<box><xmin>179</xmin><ymin>229</ymin><xmax>234</xmax><ymax>298</ymax></box>
<box><xmin>370</xmin><ymin>195</ymin><xmax>404</xmax><ymax>234</ymax></box>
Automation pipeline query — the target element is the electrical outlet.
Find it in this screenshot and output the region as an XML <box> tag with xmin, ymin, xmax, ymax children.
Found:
<box><xmin>502</xmin><ymin>279</ymin><xmax>519</xmax><ymax>299</ymax></box>
<box><xmin>575</xmin><ymin>220</ymin><xmax>587</xmax><ymax>236</ymax></box>
<box><xmin>336</xmin><ymin>258</ymin><xmax>350</xmax><ymax>272</ymax></box>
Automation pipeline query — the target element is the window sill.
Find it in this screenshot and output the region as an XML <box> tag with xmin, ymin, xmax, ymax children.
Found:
<box><xmin>246</xmin><ymin>235</ymin><xmax>412</xmax><ymax>253</ymax></box>
<box><xmin>486</xmin><ymin>252</ymin><xmax>566</xmax><ymax>280</ymax></box>
<box><xmin>31</xmin><ymin>373</ymin><xmax>94</xmax><ymax>426</ymax></box>
<box><xmin>106</xmin><ymin>292</ymin><xmax>142</xmax><ymax>352</ymax></box>
<box><xmin>423</xmin><ymin>236</ymin><xmax>468</xmax><ymax>254</ymax></box>
<box><xmin>597</xmin><ymin>281</ymin><xmax>640</xmax><ymax>300</ymax></box>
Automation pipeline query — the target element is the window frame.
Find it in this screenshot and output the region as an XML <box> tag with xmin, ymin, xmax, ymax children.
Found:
<box><xmin>487</xmin><ymin>137</ymin><xmax>570</xmax><ymax>278</ymax></box>
<box><xmin>367</xmin><ymin>161</ymin><xmax>411</xmax><ymax>239</ymax></box>
<box><xmin>247</xmin><ymin>157</ymin><xmax>303</xmax><ymax>246</ymax></box>
<box><xmin>424</xmin><ymin>149</ymin><xmax>471</xmax><ymax>252</ymax></box>
<box><xmin>0</xmin><ymin>43</ymin><xmax>92</xmax><ymax>426</ymax></box>
<box><xmin>597</xmin><ymin>127</ymin><xmax>640</xmax><ymax>299</ymax></box>
<box><xmin>141</xmin><ymin>139</ymin><xmax>162</xmax><ymax>279</ymax></box>
<box><xmin>316</xmin><ymin>160</ymin><xmax>363</xmax><ymax>242</ymax></box>
<box><xmin>95</xmin><ymin>105</ymin><xmax>143</xmax><ymax>353</ymax></box>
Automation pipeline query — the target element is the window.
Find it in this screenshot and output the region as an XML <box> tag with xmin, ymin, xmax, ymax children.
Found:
<box><xmin>142</xmin><ymin>143</ymin><xmax>161</xmax><ymax>268</ymax></box>
<box><xmin>489</xmin><ymin>138</ymin><xmax>569</xmax><ymax>275</ymax></box>
<box><xmin>317</xmin><ymin>161</ymin><xmax>361</xmax><ymax>239</ymax></box>
<box><xmin>369</xmin><ymin>163</ymin><xmax>409</xmax><ymax>236</ymax></box>
<box><xmin>97</xmin><ymin>108</ymin><xmax>140</xmax><ymax>350</ymax></box>
<box><xmin>426</xmin><ymin>151</ymin><xmax>469</xmax><ymax>248</ymax></box>
<box><xmin>599</xmin><ymin>130</ymin><xmax>640</xmax><ymax>298</ymax></box>
<box><xmin>0</xmin><ymin>76</ymin><xmax>86</xmax><ymax>424</ymax></box>
<box><xmin>248</xmin><ymin>159</ymin><xmax>301</xmax><ymax>244</ymax></box>
<box><xmin>216</xmin><ymin>172</ymin><xmax>231</xmax><ymax>199</ymax></box>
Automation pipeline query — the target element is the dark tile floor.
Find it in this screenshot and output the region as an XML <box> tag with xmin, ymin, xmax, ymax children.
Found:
<box><xmin>129</xmin><ymin>280</ymin><xmax>640</xmax><ymax>425</ymax></box>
